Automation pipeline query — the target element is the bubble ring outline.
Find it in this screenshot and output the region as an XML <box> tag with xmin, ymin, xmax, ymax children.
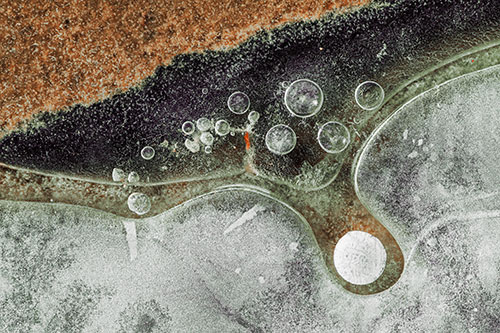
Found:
<box><xmin>354</xmin><ymin>80</ymin><xmax>385</xmax><ymax>111</ymax></box>
<box><xmin>227</xmin><ymin>91</ymin><xmax>250</xmax><ymax>115</ymax></box>
<box><xmin>265</xmin><ymin>124</ymin><xmax>297</xmax><ymax>155</ymax></box>
<box><xmin>284</xmin><ymin>78</ymin><xmax>324</xmax><ymax>118</ymax></box>
<box><xmin>317</xmin><ymin>121</ymin><xmax>351</xmax><ymax>154</ymax></box>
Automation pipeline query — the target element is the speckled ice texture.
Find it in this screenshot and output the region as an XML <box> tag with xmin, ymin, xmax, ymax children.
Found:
<box><xmin>1</xmin><ymin>186</ymin><xmax>499</xmax><ymax>332</ymax></box>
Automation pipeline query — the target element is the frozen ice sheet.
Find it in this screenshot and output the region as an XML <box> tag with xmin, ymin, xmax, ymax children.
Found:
<box><xmin>1</xmin><ymin>185</ymin><xmax>499</xmax><ymax>331</ymax></box>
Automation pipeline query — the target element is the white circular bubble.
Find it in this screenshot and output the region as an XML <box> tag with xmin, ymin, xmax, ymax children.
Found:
<box><xmin>182</xmin><ymin>121</ymin><xmax>195</xmax><ymax>135</ymax></box>
<box><xmin>127</xmin><ymin>192</ymin><xmax>151</xmax><ymax>216</ymax></box>
<box><xmin>127</xmin><ymin>171</ymin><xmax>140</xmax><ymax>183</ymax></box>
<box><xmin>112</xmin><ymin>168</ymin><xmax>126</xmax><ymax>182</ymax></box>
<box><xmin>317</xmin><ymin>121</ymin><xmax>350</xmax><ymax>154</ymax></box>
<box><xmin>204</xmin><ymin>145</ymin><xmax>212</xmax><ymax>154</ymax></box>
<box><xmin>202</xmin><ymin>88</ymin><xmax>208</xmax><ymax>94</ymax></box>
<box><xmin>284</xmin><ymin>79</ymin><xmax>324</xmax><ymax>118</ymax></box>
<box><xmin>184</xmin><ymin>138</ymin><xmax>200</xmax><ymax>153</ymax></box>
<box><xmin>215</xmin><ymin>120</ymin><xmax>230</xmax><ymax>136</ymax></box>
<box><xmin>265</xmin><ymin>124</ymin><xmax>297</xmax><ymax>155</ymax></box>
<box><xmin>196</xmin><ymin>117</ymin><xmax>211</xmax><ymax>132</ymax></box>
<box><xmin>200</xmin><ymin>132</ymin><xmax>214</xmax><ymax>146</ymax></box>
<box><xmin>140</xmin><ymin>146</ymin><xmax>155</xmax><ymax>160</ymax></box>
<box><xmin>227</xmin><ymin>91</ymin><xmax>250</xmax><ymax>114</ymax></box>
<box><xmin>333</xmin><ymin>231</ymin><xmax>387</xmax><ymax>285</ymax></box>
<box><xmin>248</xmin><ymin>111</ymin><xmax>260</xmax><ymax>123</ymax></box>
<box><xmin>355</xmin><ymin>81</ymin><xmax>385</xmax><ymax>110</ymax></box>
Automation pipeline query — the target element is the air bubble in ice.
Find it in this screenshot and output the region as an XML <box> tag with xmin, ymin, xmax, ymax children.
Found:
<box><xmin>333</xmin><ymin>231</ymin><xmax>387</xmax><ymax>285</ymax></box>
<box><xmin>200</xmin><ymin>132</ymin><xmax>214</xmax><ymax>146</ymax></box>
<box><xmin>317</xmin><ymin>121</ymin><xmax>350</xmax><ymax>153</ymax></box>
<box><xmin>227</xmin><ymin>91</ymin><xmax>250</xmax><ymax>114</ymax></box>
<box><xmin>184</xmin><ymin>138</ymin><xmax>200</xmax><ymax>153</ymax></box>
<box><xmin>140</xmin><ymin>146</ymin><xmax>155</xmax><ymax>160</ymax></box>
<box><xmin>248</xmin><ymin>111</ymin><xmax>260</xmax><ymax>123</ymax></box>
<box><xmin>284</xmin><ymin>79</ymin><xmax>324</xmax><ymax>118</ymax></box>
<box><xmin>127</xmin><ymin>192</ymin><xmax>151</xmax><ymax>216</ymax></box>
<box><xmin>355</xmin><ymin>81</ymin><xmax>385</xmax><ymax>110</ymax></box>
<box><xmin>112</xmin><ymin>168</ymin><xmax>126</xmax><ymax>182</ymax></box>
<box><xmin>265</xmin><ymin>124</ymin><xmax>297</xmax><ymax>155</ymax></box>
<box><xmin>182</xmin><ymin>121</ymin><xmax>195</xmax><ymax>135</ymax></box>
<box><xmin>215</xmin><ymin>120</ymin><xmax>230</xmax><ymax>136</ymax></box>
<box><xmin>196</xmin><ymin>117</ymin><xmax>211</xmax><ymax>132</ymax></box>
<box><xmin>127</xmin><ymin>171</ymin><xmax>140</xmax><ymax>183</ymax></box>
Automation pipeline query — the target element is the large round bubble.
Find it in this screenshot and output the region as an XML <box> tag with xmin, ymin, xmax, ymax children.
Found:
<box><xmin>317</xmin><ymin>121</ymin><xmax>350</xmax><ymax>154</ymax></box>
<box><xmin>333</xmin><ymin>231</ymin><xmax>387</xmax><ymax>285</ymax></box>
<box><xmin>227</xmin><ymin>91</ymin><xmax>250</xmax><ymax>114</ymax></box>
<box><xmin>265</xmin><ymin>124</ymin><xmax>297</xmax><ymax>155</ymax></box>
<box><xmin>284</xmin><ymin>79</ymin><xmax>324</xmax><ymax>118</ymax></box>
<box><xmin>127</xmin><ymin>192</ymin><xmax>151</xmax><ymax>216</ymax></box>
<box><xmin>355</xmin><ymin>81</ymin><xmax>385</xmax><ymax>110</ymax></box>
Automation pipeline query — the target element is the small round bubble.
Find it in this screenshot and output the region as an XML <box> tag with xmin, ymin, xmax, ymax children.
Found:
<box><xmin>184</xmin><ymin>138</ymin><xmax>200</xmax><ymax>153</ymax></box>
<box><xmin>182</xmin><ymin>121</ymin><xmax>195</xmax><ymax>135</ymax></box>
<box><xmin>140</xmin><ymin>146</ymin><xmax>155</xmax><ymax>160</ymax></box>
<box><xmin>202</xmin><ymin>88</ymin><xmax>208</xmax><ymax>94</ymax></box>
<box><xmin>248</xmin><ymin>111</ymin><xmax>260</xmax><ymax>123</ymax></box>
<box><xmin>284</xmin><ymin>79</ymin><xmax>324</xmax><ymax>118</ymax></box>
<box><xmin>127</xmin><ymin>192</ymin><xmax>151</xmax><ymax>216</ymax></box>
<box><xmin>200</xmin><ymin>132</ymin><xmax>214</xmax><ymax>146</ymax></box>
<box><xmin>127</xmin><ymin>171</ymin><xmax>140</xmax><ymax>183</ymax></box>
<box><xmin>265</xmin><ymin>124</ymin><xmax>297</xmax><ymax>155</ymax></box>
<box><xmin>215</xmin><ymin>120</ymin><xmax>230</xmax><ymax>136</ymax></box>
<box><xmin>204</xmin><ymin>146</ymin><xmax>212</xmax><ymax>154</ymax></box>
<box><xmin>227</xmin><ymin>91</ymin><xmax>250</xmax><ymax>114</ymax></box>
<box><xmin>196</xmin><ymin>117</ymin><xmax>211</xmax><ymax>132</ymax></box>
<box><xmin>317</xmin><ymin>121</ymin><xmax>350</xmax><ymax>153</ymax></box>
<box><xmin>355</xmin><ymin>81</ymin><xmax>385</xmax><ymax>110</ymax></box>
<box><xmin>112</xmin><ymin>168</ymin><xmax>126</xmax><ymax>182</ymax></box>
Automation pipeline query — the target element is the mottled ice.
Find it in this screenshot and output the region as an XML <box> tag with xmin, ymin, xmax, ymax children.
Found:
<box><xmin>1</xmin><ymin>188</ymin><xmax>499</xmax><ymax>331</ymax></box>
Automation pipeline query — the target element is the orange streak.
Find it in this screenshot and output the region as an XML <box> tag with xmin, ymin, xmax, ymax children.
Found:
<box><xmin>244</xmin><ymin>132</ymin><xmax>251</xmax><ymax>150</ymax></box>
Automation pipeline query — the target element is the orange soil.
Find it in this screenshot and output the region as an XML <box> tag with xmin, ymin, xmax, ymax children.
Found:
<box><xmin>0</xmin><ymin>0</ymin><xmax>370</xmax><ymax>133</ymax></box>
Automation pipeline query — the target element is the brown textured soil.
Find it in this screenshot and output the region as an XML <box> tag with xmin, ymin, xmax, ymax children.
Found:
<box><xmin>0</xmin><ymin>0</ymin><xmax>369</xmax><ymax>133</ymax></box>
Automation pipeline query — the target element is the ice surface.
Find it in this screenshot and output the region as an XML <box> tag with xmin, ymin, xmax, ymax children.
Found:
<box><xmin>1</xmin><ymin>183</ymin><xmax>499</xmax><ymax>331</ymax></box>
<box><xmin>354</xmin><ymin>64</ymin><xmax>500</xmax><ymax>253</ymax></box>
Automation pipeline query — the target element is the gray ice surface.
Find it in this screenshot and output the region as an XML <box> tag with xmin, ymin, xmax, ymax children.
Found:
<box><xmin>1</xmin><ymin>187</ymin><xmax>499</xmax><ymax>331</ymax></box>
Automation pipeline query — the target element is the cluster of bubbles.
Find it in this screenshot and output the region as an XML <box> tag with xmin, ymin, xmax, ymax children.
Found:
<box><xmin>182</xmin><ymin>117</ymin><xmax>221</xmax><ymax>154</ymax></box>
<box><xmin>264</xmin><ymin>79</ymin><xmax>384</xmax><ymax>156</ymax></box>
<box><xmin>112</xmin><ymin>146</ymin><xmax>156</xmax><ymax>215</ymax></box>
<box><xmin>181</xmin><ymin>91</ymin><xmax>261</xmax><ymax>154</ymax></box>
<box><xmin>119</xmin><ymin>80</ymin><xmax>384</xmax><ymax>215</ymax></box>
<box><xmin>112</xmin><ymin>168</ymin><xmax>140</xmax><ymax>183</ymax></box>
